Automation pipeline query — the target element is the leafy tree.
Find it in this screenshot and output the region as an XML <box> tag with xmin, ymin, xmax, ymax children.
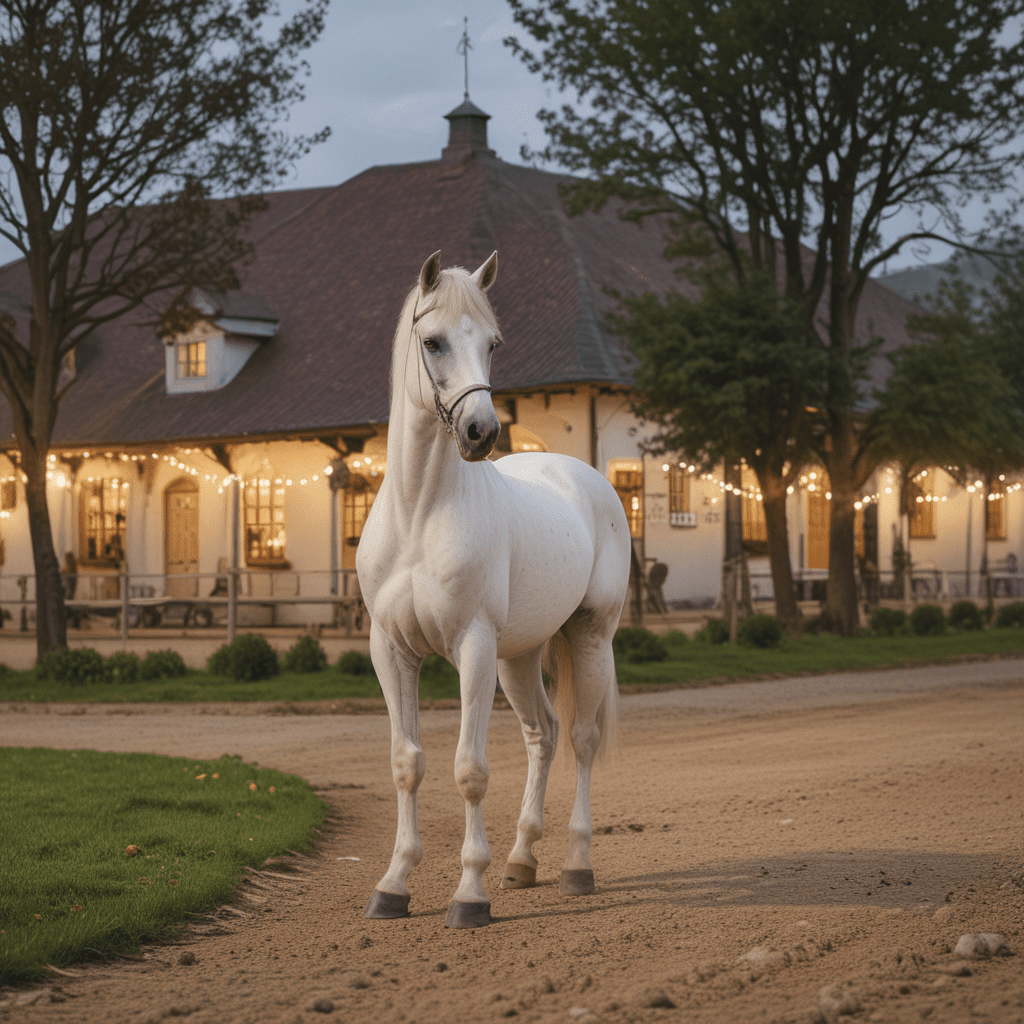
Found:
<box><xmin>0</xmin><ymin>0</ymin><xmax>329</xmax><ymax>659</ymax></box>
<box><xmin>869</xmin><ymin>283</ymin><xmax>1024</xmax><ymax>601</ymax></box>
<box><xmin>507</xmin><ymin>0</ymin><xmax>1024</xmax><ymax>632</ymax></box>
<box><xmin>612</xmin><ymin>266</ymin><xmax>824</xmax><ymax>628</ymax></box>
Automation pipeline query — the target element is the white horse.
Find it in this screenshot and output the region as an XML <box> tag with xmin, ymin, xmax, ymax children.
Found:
<box><xmin>356</xmin><ymin>251</ymin><xmax>631</xmax><ymax>928</ymax></box>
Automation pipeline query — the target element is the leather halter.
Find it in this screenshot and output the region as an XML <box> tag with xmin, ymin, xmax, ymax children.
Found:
<box><xmin>411</xmin><ymin>296</ymin><xmax>492</xmax><ymax>434</ymax></box>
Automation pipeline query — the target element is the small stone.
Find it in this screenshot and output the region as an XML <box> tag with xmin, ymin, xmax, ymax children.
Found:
<box><xmin>177</xmin><ymin>951</ymin><xmax>196</xmax><ymax>966</ymax></box>
<box><xmin>567</xmin><ymin>1008</ymin><xmax>596</xmax><ymax>1022</ymax></box>
<box><xmin>954</xmin><ymin>933</ymin><xmax>1006</xmax><ymax>959</ymax></box>
<box><xmin>434</xmin><ymin>962</ymin><xmax>448</xmax><ymax>972</ymax></box>
<box><xmin>347</xmin><ymin>974</ymin><xmax>370</xmax><ymax>990</ymax></box>
<box><xmin>819</xmin><ymin>983</ymin><xmax>861</xmax><ymax>1019</ymax></box>
<box><xmin>309</xmin><ymin>998</ymin><xmax>334</xmax><ymax>1014</ymax></box>
<box><xmin>737</xmin><ymin>947</ymin><xmax>787</xmax><ymax>967</ymax></box>
<box><xmin>640</xmin><ymin>988</ymin><xmax>676</xmax><ymax>1009</ymax></box>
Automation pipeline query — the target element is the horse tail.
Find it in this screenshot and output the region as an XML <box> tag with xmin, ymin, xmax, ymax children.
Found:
<box><xmin>543</xmin><ymin>627</ymin><xmax>619</xmax><ymax>766</ymax></box>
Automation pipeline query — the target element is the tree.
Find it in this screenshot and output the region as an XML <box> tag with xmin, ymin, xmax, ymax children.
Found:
<box><xmin>869</xmin><ymin>287</ymin><xmax>1024</xmax><ymax>603</ymax></box>
<box><xmin>507</xmin><ymin>0</ymin><xmax>1024</xmax><ymax>632</ymax></box>
<box><xmin>0</xmin><ymin>0</ymin><xmax>329</xmax><ymax>660</ymax></box>
<box><xmin>611</xmin><ymin>265</ymin><xmax>824</xmax><ymax>628</ymax></box>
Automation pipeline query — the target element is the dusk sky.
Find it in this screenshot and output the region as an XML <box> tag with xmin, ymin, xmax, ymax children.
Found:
<box><xmin>0</xmin><ymin>0</ymin><xmax>997</xmax><ymax>272</ymax></box>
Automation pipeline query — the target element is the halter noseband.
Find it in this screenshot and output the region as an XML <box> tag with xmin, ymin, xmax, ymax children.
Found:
<box><xmin>411</xmin><ymin>297</ymin><xmax>492</xmax><ymax>434</ymax></box>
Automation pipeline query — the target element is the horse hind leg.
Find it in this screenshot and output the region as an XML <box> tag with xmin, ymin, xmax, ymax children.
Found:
<box><xmin>556</xmin><ymin>607</ymin><xmax>620</xmax><ymax>896</ymax></box>
<box><xmin>496</xmin><ymin>645</ymin><xmax>558</xmax><ymax>890</ymax></box>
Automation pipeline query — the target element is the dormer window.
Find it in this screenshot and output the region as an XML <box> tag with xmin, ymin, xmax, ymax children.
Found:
<box><xmin>177</xmin><ymin>339</ymin><xmax>207</xmax><ymax>379</ymax></box>
<box><xmin>164</xmin><ymin>288</ymin><xmax>278</xmax><ymax>394</ymax></box>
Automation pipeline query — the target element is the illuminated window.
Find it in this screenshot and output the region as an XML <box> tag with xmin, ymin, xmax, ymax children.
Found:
<box><xmin>908</xmin><ymin>471</ymin><xmax>935</xmax><ymax>539</ymax></box>
<box><xmin>244</xmin><ymin>472</ymin><xmax>287</xmax><ymax>564</ymax></box>
<box><xmin>741</xmin><ymin>467</ymin><xmax>767</xmax><ymax>543</ymax></box>
<box><xmin>81</xmin><ymin>477</ymin><xmax>128</xmax><ymax>563</ymax></box>
<box><xmin>177</xmin><ymin>340</ymin><xmax>206</xmax><ymax>378</ymax></box>
<box><xmin>987</xmin><ymin>483</ymin><xmax>1007</xmax><ymax>540</ymax></box>
<box><xmin>609</xmin><ymin>460</ymin><xmax>644</xmax><ymax>538</ymax></box>
<box><xmin>668</xmin><ymin>466</ymin><xmax>690</xmax><ymax>514</ymax></box>
<box><xmin>342</xmin><ymin>472</ymin><xmax>384</xmax><ymax>569</ymax></box>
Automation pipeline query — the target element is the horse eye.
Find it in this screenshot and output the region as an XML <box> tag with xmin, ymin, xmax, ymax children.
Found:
<box><xmin>423</xmin><ymin>336</ymin><xmax>440</xmax><ymax>352</ymax></box>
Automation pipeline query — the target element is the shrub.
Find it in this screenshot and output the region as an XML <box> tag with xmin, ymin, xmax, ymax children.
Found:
<box><xmin>661</xmin><ymin>628</ymin><xmax>689</xmax><ymax>645</ymax></box>
<box><xmin>207</xmin><ymin>644</ymin><xmax>231</xmax><ymax>676</ymax></box>
<box><xmin>139</xmin><ymin>649</ymin><xmax>188</xmax><ymax>680</ymax></box>
<box><xmin>336</xmin><ymin>651</ymin><xmax>376</xmax><ymax>676</ymax></box>
<box><xmin>283</xmin><ymin>635</ymin><xmax>328</xmax><ymax>673</ymax></box>
<box><xmin>910</xmin><ymin>603</ymin><xmax>945</xmax><ymax>636</ymax></box>
<box><xmin>870</xmin><ymin>607</ymin><xmax>907</xmax><ymax>636</ymax></box>
<box><xmin>612</xmin><ymin>627</ymin><xmax>668</xmax><ymax>663</ymax></box>
<box><xmin>995</xmin><ymin>602</ymin><xmax>1024</xmax><ymax>628</ymax></box>
<box><xmin>104</xmin><ymin>651</ymin><xmax>141</xmax><ymax>684</ymax></box>
<box><xmin>737</xmin><ymin>613</ymin><xmax>783</xmax><ymax>649</ymax></box>
<box><xmin>948</xmin><ymin>600</ymin><xmax>984</xmax><ymax>632</ymax></box>
<box><xmin>220</xmin><ymin>634</ymin><xmax>279</xmax><ymax>681</ymax></box>
<box><xmin>695</xmin><ymin>617</ymin><xmax>731</xmax><ymax>644</ymax></box>
<box><xmin>37</xmin><ymin>647</ymin><xmax>105</xmax><ymax>685</ymax></box>
<box><xmin>420</xmin><ymin>655</ymin><xmax>458</xmax><ymax>687</ymax></box>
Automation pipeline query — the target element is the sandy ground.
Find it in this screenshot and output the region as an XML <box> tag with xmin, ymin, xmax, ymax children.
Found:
<box><xmin>1</xmin><ymin>661</ymin><xmax>1022</xmax><ymax>1024</ymax></box>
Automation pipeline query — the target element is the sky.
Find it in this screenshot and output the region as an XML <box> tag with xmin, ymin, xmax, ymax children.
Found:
<box><xmin>0</xmin><ymin>0</ymin><xmax>1004</xmax><ymax>273</ymax></box>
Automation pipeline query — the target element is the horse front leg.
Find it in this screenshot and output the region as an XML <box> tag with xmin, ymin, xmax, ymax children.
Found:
<box><xmin>446</xmin><ymin>629</ymin><xmax>498</xmax><ymax>928</ymax></box>
<box><xmin>364</xmin><ymin>625</ymin><xmax>425</xmax><ymax>920</ymax></box>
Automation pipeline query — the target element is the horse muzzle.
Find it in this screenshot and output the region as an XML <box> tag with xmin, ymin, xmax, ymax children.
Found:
<box><xmin>454</xmin><ymin>392</ymin><xmax>500</xmax><ymax>462</ymax></box>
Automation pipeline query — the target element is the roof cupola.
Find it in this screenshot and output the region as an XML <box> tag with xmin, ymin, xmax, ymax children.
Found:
<box><xmin>442</xmin><ymin>98</ymin><xmax>495</xmax><ymax>161</ymax></box>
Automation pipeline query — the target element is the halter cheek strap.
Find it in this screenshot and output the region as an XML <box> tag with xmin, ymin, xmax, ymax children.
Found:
<box><xmin>412</xmin><ymin>297</ymin><xmax>492</xmax><ymax>435</ymax></box>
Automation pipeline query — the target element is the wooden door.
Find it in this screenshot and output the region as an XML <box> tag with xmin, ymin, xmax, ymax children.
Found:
<box><xmin>165</xmin><ymin>480</ymin><xmax>199</xmax><ymax>597</ymax></box>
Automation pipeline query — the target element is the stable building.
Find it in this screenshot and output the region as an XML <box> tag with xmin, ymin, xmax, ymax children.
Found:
<box><xmin>1</xmin><ymin>99</ymin><xmax>1007</xmax><ymax>630</ymax></box>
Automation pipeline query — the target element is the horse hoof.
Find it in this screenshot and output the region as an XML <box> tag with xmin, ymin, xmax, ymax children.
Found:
<box><xmin>559</xmin><ymin>869</ymin><xmax>595</xmax><ymax>896</ymax></box>
<box><xmin>364</xmin><ymin>889</ymin><xmax>411</xmax><ymax>919</ymax></box>
<box><xmin>500</xmin><ymin>862</ymin><xmax>537</xmax><ymax>889</ymax></box>
<box><xmin>444</xmin><ymin>900</ymin><xmax>491</xmax><ymax>928</ymax></box>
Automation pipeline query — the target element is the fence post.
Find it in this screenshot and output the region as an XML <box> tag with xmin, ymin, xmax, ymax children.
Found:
<box><xmin>121</xmin><ymin>569</ymin><xmax>129</xmax><ymax>647</ymax></box>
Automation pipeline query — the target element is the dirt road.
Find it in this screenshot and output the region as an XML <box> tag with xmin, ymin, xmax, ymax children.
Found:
<box><xmin>1</xmin><ymin>661</ymin><xmax>1022</xmax><ymax>1024</ymax></box>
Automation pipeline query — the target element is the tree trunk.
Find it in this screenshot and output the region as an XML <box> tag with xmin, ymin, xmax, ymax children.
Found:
<box><xmin>761</xmin><ymin>486</ymin><xmax>801</xmax><ymax>629</ymax></box>
<box><xmin>723</xmin><ymin>461</ymin><xmax>743</xmax><ymax>641</ymax></box>
<box><xmin>825</xmin><ymin>419</ymin><xmax>860</xmax><ymax>635</ymax></box>
<box><xmin>24</xmin><ymin>463</ymin><xmax>67</xmax><ymax>661</ymax></box>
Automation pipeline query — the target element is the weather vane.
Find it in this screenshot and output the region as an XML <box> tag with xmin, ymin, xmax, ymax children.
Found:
<box><xmin>456</xmin><ymin>16</ymin><xmax>472</xmax><ymax>100</ymax></box>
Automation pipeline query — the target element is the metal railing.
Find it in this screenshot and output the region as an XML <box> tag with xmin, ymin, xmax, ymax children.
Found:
<box><xmin>0</xmin><ymin>567</ymin><xmax>367</xmax><ymax>641</ymax></box>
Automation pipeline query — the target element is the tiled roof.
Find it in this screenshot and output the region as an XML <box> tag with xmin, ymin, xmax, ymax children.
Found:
<box><xmin>0</xmin><ymin>143</ymin><xmax>924</xmax><ymax>449</ymax></box>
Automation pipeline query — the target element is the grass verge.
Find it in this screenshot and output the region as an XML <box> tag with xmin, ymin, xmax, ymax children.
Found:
<box><xmin>1</xmin><ymin>630</ymin><xmax>1024</xmax><ymax>704</ymax></box>
<box><xmin>0</xmin><ymin>749</ymin><xmax>327</xmax><ymax>986</ymax></box>
<box><xmin>615</xmin><ymin>627</ymin><xmax>1024</xmax><ymax>687</ymax></box>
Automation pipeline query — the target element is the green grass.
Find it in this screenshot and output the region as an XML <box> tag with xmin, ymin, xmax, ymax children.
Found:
<box><xmin>2</xmin><ymin>629</ymin><xmax>1024</xmax><ymax>704</ymax></box>
<box><xmin>615</xmin><ymin>626</ymin><xmax>1024</xmax><ymax>687</ymax></box>
<box><xmin>0</xmin><ymin>749</ymin><xmax>327</xmax><ymax>985</ymax></box>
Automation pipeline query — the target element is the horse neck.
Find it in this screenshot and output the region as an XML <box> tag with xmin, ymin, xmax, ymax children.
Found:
<box><xmin>384</xmin><ymin>332</ymin><xmax>467</xmax><ymax>525</ymax></box>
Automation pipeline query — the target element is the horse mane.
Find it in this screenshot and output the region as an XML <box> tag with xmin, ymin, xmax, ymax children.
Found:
<box><xmin>389</xmin><ymin>266</ymin><xmax>502</xmax><ymax>401</ymax></box>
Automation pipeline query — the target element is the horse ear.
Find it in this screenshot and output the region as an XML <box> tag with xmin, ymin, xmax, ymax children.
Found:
<box><xmin>470</xmin><ymin>251</ymin><xmax>498</xmax><ymax>292</ymax></box>
<box><xmin>419</xmin><ymin>251</ymin><xmax>442</xmax><ymax>295</ymax></box>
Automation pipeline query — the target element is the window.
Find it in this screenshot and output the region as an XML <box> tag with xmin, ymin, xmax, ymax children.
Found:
<box><xmin>244</xmin><ymin>474</ymin><xmax>287</xmax><ymax>565</ymax></box>
<box><xmin>908</xmin><ymin>471</ymin><xmax>936</xmax><ymax>539</ymax></box>
<box><xmin>177</xmin><ymin>340</ymin><xmax>206</xmax><ymax>378</ymax></box>
<box><xmin>667</xmin><ymin>465</ymin><xmax>695</xmax><ymax>527</ymax></box>
<box><xmin>987</xmin><ymin>483</ymin><xmax>1007</xmax><ymax>540</ymax></box>
<box><xmin>610</xmin><ymin>460</ymin><xmax>644</xmax><ymax>538</ymax></box>
<box><xmin>342</xmin><ymin>472</ymin><xmax>384</xmax><ymax>569</ymax></box>
<box><xmin>741</xmin><ymin>467</ymin><xmax>767</xmax><ymax>544</ymax></box>
<box><xmin>81</xmin><ymin>477</ymin><xmax>128</xmax><ymax>564</ymax></box>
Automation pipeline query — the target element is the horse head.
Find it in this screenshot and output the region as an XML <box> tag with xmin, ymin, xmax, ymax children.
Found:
<box><xmin>411</xmin><ymin>250</ymin><xmax>501</xmax><ymax>462</ymax></box>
